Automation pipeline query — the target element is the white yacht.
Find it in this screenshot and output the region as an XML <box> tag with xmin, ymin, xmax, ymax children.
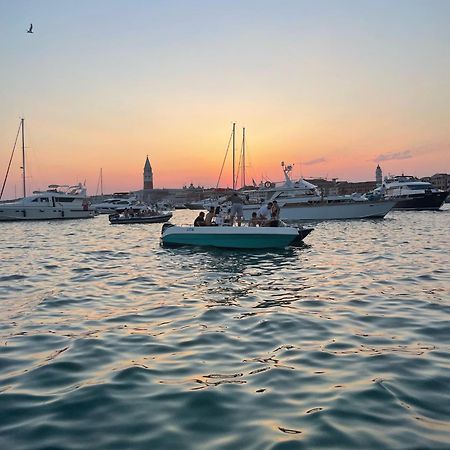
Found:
<box><xmin>240</xmin><ymin>163</ymin><xmax>395</xmax><ymax>221</ymax></box>
<box><xmin>91</xmin><ymin>198</ymin><xmax>138</xmax><ymax>214</ymax></box>
<box><xmin>0</xmin><ymin>119</ymin><xmax>95</xmax><ymax>221</ymax></box>
<box><xmin>375</xmin><ymin>176</ymin><xmax>448</xmax><ymax>210</ymax></box>
<box><xmin>0</xmin><ymin>184</ymin><xmax>95</xmax><ymax>221</ymax></box>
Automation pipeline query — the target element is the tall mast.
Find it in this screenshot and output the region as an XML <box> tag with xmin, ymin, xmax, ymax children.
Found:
<box><xmin>21</xmin><ymin>118</ymin><xmax>26</xmax><ymax>198</ymax></box>
<box><xmin>232</xmin><ymin>122</ymin><xmax>236</xmax><ymax>190</ymax></box>
<box><xmin>100</xmin><ymin>168</ymin><xmax>103</xmax><ymax>196</ymax></box>
<box><xmin>242</xmin><ymin>127</ymin><xmax>246</xmax><ymax>188</ymax></box>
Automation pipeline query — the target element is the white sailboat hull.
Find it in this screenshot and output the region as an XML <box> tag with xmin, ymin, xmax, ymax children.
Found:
<box><xmin>243</xmin><ymin>200</ymin><xmax>395</xmax><ymax>221</ymax></box>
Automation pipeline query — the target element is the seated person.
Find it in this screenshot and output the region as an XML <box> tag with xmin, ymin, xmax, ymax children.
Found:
<box><xmin>204</xmin><ymin>207</ymin><xmax>215</xmax><ymax>225</ymax></box>
<box><xmin>194</xmin><ymin>211</ymin><xmax>206</xmax><ymax>226</ymax></box>
<box><xmin>249</xmin><ymin>212</ymin><xmax>259</xmax><ymax>227</ymax></box>
<box><xmin>262</xmin><ymin>211</ymin><xmax>279</xmax><ymax>227</ymax></box>
<box><xmin>257</xmin><ymin>202</ymin><xmax>272</xmax><ymax>222</ymax></box>
<box><xmin>268</xmin><ymin>211</ymin><xmax>279</xmax><ymax>227</ymax></box>
<box><xmin>271</xmin><ymin>200</ymin><xmax>280</xmax><ymax>219</ymax></box>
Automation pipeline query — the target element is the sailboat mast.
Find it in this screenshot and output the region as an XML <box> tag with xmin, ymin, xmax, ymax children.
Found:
<box><xmin>242</xmin><ymin>127</ymin><xmax>246</xmax><ymax>188</ymax></box>
<box><xmin>100</xmin><ymin>168</ymin><xmax>103</xmax><ymax>196</ymax></box>
<box><xmin>232</xmin><ymin>123</ymin><xmax>236</xmax><ymax>190</ymax></box>
<box><xmin>21</xmin><ymin>118</ymin><xmax>26</xmax><ymax>198</ymax></box>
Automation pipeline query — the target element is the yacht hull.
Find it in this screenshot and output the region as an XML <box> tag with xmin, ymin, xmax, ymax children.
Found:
<box><xmin>392</xmin><ymin>191</ymin><xmax>448</xmax><ymax>210</ymax></box>
<box><xmin>0</xmin><ymin>207</ymin><xmax>95</xmax><ymax>221</ymax></box>
<box><xmin>242</xmin><ymin>200</ymin><xmax>395</xmax><ymax>221</ymax></box>
<box><xmin>161</xmin><ymin>225</ymin><xmax>312</xmax><ymax>249</ymax></box>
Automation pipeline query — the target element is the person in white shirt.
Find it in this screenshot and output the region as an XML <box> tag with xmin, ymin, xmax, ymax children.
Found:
<box><xmin>257</xmin><ymin>202</ymin><xmax>273</xmax><ymax>223</ymax></box>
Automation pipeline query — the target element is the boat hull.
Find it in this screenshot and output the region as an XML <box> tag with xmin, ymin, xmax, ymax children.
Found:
<box><xmin>161</xmin><ymin>225</ymin><xmax>311</xmax><ymax>249</ymax></box>
<box><xmin>391</xmin><ymin>191</ymin><xmax>448</xmax><ymax>210</ymax></box>
<box><xmin>0</xmin><ymin>207</ymin><xmax>95</xmax><ymax>221</ymax></box>
<box><xmin>242</xmin><ymin>200</ymin><xmax>395</xmax><ymax>221</ymax></box>
<box><xmin>109</xmin><ymin>213</ymin><xmax>172</xmax><ymax>224</ymax></box>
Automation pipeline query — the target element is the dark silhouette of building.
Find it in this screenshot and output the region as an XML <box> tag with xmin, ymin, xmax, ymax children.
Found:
<box><xmin>144</xmin><ymin>156</ymin><xmax>153</xmax><ymax>190</ymax></box>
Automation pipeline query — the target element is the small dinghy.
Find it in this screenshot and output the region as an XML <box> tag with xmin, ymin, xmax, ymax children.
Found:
<box><xmin>161</xmin><ymin>223</ymin><xmax>313</xmax><ymax>249</ymax></box>
<box><xmin>109</xmin><ymin>211</ymin><xmax>172</xmax><ymax>224</ymax></box>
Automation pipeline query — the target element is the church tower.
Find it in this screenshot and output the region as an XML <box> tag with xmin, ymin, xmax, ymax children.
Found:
<box><xmin>144</xmin><ymin>156</ymin><xmax>153</xmax><ymax>190</ymax></box>
<box><xmin>376</xmin><ymin>164</ymin><xmax>382</xmax><ymax>186</ymax></box>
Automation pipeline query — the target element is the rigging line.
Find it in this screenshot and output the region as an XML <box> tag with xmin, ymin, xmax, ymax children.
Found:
<box><xmin>216</xmin><ymin>130</ymin><xmax>233</xmax><ymax>189</ymax></box>
<box><xmin>0</xmin><ymin>121</ymin><xmax>22</xmax><ymax>200</ymax></box>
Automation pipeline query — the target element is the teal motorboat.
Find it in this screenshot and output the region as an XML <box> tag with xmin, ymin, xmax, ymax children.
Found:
<box><xmin>161</xmin><ymin>223</ymin><xmax>313</xmax><ymax>249</ymax></box>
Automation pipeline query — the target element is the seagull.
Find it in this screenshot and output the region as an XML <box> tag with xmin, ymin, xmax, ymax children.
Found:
<box><xmin>27</xmin><ymin>24</ymin><xmax>33</xmax><ymax>33</ymax></box>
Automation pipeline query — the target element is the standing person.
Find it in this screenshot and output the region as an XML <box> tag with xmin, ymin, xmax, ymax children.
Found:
<box><xmin>227</xmin><ymin>192</ymin><xmax>244</xmax><ymax>226</ymax></box>
<box><xmin>204</xmin><ymin>207</ymin><xmax>215</xmax><ymax>225</ymax></box>
<box><xmin>194</xmin><ymin>211</ymin><xmax>206</xmax><ymax>226</ymax></box>
<box><xmin>271</xmin><ymin>200</ymin><xmax>280</xmax><ymax>219</ymax></box>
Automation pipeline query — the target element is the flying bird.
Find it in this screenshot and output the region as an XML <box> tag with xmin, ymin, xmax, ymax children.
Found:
<box><xmin>27</xmin><ymin>24</ymin><xmax>33</xmax><ymax>33</ymax></box>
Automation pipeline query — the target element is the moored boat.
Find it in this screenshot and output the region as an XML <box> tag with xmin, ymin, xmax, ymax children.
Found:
<box><xmin>109</xmin><ymin>211</ymin><xmax>172</xmax><ymax>224</ymax></box>
<box><xmin>376</xmin><ymin>176</ymin><xmax>448</xmax><ymax>210</ymax></box>
<box><xmin>161</xmin><ymin>223</ymin><xmax>313</xmax><ymax>249</ymax></box>
<box><xmin>0</xmin><ymin>119</ymin><xmax>95</xmax><ymax>221</ymax></box>
<box><xmin>241</xmin><ymin>163</ymin><xmax>395</xmax><ymax>221</ymax></box>
<box><xmin>0</xmin><ymin>184</ymin><xmax>95</xmax><ymax>221</ymax></box>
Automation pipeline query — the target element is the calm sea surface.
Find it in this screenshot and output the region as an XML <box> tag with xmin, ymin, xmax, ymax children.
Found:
<box><xmin>0</xmin><ymin>207</ymin><xmax>449</xmax><ymax>450</ymax></box>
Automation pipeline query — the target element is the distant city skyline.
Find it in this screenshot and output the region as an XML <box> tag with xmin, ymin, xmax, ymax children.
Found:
<box><xmin>1</xmin><ymin>0</ymin><xmax>449</xmax><ymax>198</ymax></box>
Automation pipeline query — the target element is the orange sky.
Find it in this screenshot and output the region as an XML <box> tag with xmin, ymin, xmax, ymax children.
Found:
<box><xmin>1</xmin><ymin>1</ymin><xmax>449</xmax><ymax>198</ymax></box>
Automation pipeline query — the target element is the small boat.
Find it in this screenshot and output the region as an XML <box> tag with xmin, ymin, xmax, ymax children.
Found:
<box><xmin>109</xmin><ymin>211</ymin><xmax>172</xmax><ymax>224</ymax></box>
<box><xmin>161</xmin><ymin>223</ymin><xmax>313</xmax><ymax>249</ymax></box>
<box><xmin>92</xmin><ymin>196</ymin><xmax>147</xmax><ymax>214</ymax></box>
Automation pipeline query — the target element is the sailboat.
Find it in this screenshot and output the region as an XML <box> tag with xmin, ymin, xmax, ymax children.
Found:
<box><xmin>0</xmin><ymin>119</ymin><xmax>95</xmax><ymax>221</ymax></box>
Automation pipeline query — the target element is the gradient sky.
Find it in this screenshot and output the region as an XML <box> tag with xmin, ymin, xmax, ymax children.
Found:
<box><xmin>1</xmin><ymin>0</ymin><xmax>449</xmax><ymax>198</ymax></box>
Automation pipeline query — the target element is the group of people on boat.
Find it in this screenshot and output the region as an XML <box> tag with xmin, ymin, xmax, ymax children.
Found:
<box><xmin>118</xmin><ymin>208</ymin><xmax>159</xmax><ymax>218</ymax></box>
<box><xmin>251</xmin><ymin>200</ymin><xmax>281</xmax><ymax>227</ymax></box>
<box><xmin>193</xmin><ymin>194</ymin><xmax>282</xmax><ymax>227</ymax></box>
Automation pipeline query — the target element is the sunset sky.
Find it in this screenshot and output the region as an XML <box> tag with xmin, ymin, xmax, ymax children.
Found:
<box><xmin>1</xmin><ymin>0</ymin><xmax>449</xmax><ymax>198</ymax></box>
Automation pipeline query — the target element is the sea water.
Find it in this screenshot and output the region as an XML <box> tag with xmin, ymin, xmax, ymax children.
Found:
<box><xmin>0</xmin><ymin>208</ymin><xmax>449</xmax><ymax>449</ymax></box>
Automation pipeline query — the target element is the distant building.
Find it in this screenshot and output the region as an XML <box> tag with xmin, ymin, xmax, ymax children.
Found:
<box><xmin>376</xmin><ymin>164</ymin><xmax>382</xmax><ymax>186</ymax></box>
<box><xmin>305</xmin><ymin>178</ymin><xmax>376</xmax><ymax>196</ymax></box>
<box><xmin>143</xmin><ymin>156</ymin><xmax>153</xmax><ymax>190</ymax></box>
<box><xmin>422</xmin><ymin>173</ymin><xmax>450</xmax><ymax>191</ymax></box>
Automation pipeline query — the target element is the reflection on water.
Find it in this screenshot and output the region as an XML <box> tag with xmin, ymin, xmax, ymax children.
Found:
<box><xmin>0</xmin><ymin>208</ymin><xmax>449</xmax><ymax>449</ymax></box>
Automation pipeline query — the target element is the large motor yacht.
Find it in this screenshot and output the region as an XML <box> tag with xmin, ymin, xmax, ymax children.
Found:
<box><xmin>0</xmin><ymin>184</ymin><xmax>95</xmax><ymax>221</ymax></box>
<box><xmin>377</xmin><ymin>176</ymin><xmax>448</xmax><ymax>210</ymax></box>
<box><xmin>240</xmin><ymin>163</ymin><xmax>395</xmax><ymax>221</ymax></box>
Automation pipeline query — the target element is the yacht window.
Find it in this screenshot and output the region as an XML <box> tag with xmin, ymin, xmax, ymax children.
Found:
<box><xmin>31</xmin><ymin>198</ymin><xmax>39</xmax><ymax>202</ymax></box>
<box><xmin>55</xmin><ymin>197</ymin><xmax>74</xmax><ymax>202</ymax></box>
<box><xmin>40</xmin><ymin>197</ymin><xmax>50</xmax><ymax>202</ymax></box>
<box><xmin>407</xmin><ymin>184</ymin><xmax>430</xmax><ymax>190</ymax></box>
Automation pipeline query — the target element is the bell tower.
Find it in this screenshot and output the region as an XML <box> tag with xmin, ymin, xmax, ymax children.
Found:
<box><xmin>144</xmin><ymin>156</ymin><xmax>153</xmax><ymax>190</ymax></box>
<box><xmin>376</xmin><ymin>164</ymin><xmax>382</xmax><ymax>186</ymax></box>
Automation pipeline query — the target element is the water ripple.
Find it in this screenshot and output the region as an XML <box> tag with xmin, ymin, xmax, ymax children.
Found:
<box><xmin>0</xmin><ymin>209</ymin><xmax>449</xmax><ymax>449</ymax></box>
